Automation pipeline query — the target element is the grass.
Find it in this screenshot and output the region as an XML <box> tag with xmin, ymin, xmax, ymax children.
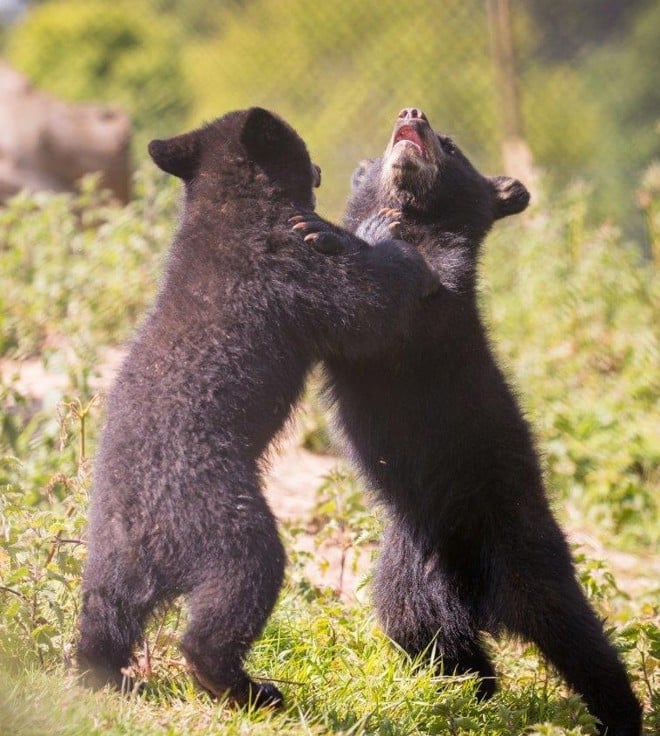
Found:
<box><xmin>0</xmin><ymin>168</ymin><xmax>658</xmax><ymax>734</ymax></box>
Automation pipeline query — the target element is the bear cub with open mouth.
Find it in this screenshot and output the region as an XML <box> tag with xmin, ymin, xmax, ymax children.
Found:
<box><xmin>303</xmin><ymin>107</ymin><xmax>641</xmax><ymax>736</ymax></box>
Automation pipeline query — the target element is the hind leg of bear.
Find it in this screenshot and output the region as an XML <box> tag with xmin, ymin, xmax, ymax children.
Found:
<box><xmin>374</xmin><ymin>523</ymin><xmax>496</xmax><ymax>700</ymax></box>
<box><xmin>77</xmin><ymin>586</ymin><xmax>153</xmax><ymax>692</ymax></box>
<box><xmin>497</xmin><ymin>532</ymin><xmax>642</xmax><ymax>736</ymax></box>
<box><xmin>180</xmin><ymin>531</ymin><xmax>286</xmax><ymax>708</ymax></box>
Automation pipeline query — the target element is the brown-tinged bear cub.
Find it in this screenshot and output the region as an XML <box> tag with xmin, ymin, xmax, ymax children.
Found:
<box><xmin>296</xmin><ymin>107</ymin><xmax>641</xmax><ymax>735</ymax></box>
<box><xmin>77</xmin><ymin>107</ymin><xmax>437</xmax><ymax>708</ymax></box>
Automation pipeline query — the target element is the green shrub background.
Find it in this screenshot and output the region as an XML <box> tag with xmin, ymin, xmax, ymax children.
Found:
<box><xmin>0</xmin><ymin>0</ymin><xmax>658</xmax><ymax>733</ymax></box>
<box><xmin>5</xmin><ymin>0</ymin><xmax>659</xmax><ymax>226</ymax></box>
<box><xmin>0</xmin><ymin>168</ymin><xmax>658</xmax><ymax>734</ymax></box>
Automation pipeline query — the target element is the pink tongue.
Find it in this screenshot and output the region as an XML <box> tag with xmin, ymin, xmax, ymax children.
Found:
<box><xmin>395</xmin><ymin>125</ymin><xmax>424</xmax><ymax>150</ymax></box>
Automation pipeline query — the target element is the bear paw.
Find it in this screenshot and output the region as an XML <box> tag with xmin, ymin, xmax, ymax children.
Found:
<box><xmin>248</xmin><ymin>681</ymin><xmax>284</xmax><ymax>709</ymax></box>
<box><xmin>230</xmin><ymin>678</ymin><xmax>284</xmax><ymax>709</ymax></box>
<box><xmin>355</xmin><ymin>208</ymin><xmax>402</xmax><ymax>245</ymax></box>
<box><xmin>290</xmin><ymin>213</ymin><xmax>347</xmax><ymax>255</ymax></box>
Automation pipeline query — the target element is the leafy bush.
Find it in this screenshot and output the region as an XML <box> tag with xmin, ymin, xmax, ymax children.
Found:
<box><xmin>0</xmin><ymin>172</ymin><xmax>658</xmax><ymax>733</ymax></box>
<box><xmin>580</xmin><ymin>1</ymin><xmax>660</xmax><ymax>225</ymax></box>
<box><xmin>0</xmin><ymin>168</ymin><xmax>177</xmax><ymax>358</ymax></box>
<box><xmin>6</xmin><ymin>0</ymin><xmax>191</xmax><ymax>142</ymax></box>
<box><xmin>481</xmin><ymin>182</ymin><xmax>659</xmax><ymax>548</ymax></box>
<box><xmin>0</xmin><ymin>452</ymin><xmax>87</xmax><ymax>667</ymax></box>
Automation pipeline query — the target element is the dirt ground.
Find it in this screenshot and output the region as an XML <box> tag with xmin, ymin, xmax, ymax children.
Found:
<box><xmin>3</xmin><ymin>349</ymin><xmax>659</xmax><ymax>603</ymax></box>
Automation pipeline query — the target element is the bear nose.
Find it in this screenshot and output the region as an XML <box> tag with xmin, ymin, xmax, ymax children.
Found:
<box><xmin>398</xmin><ymin>108</ymin><xmax>427</xmax><ymax>122</ymax></box>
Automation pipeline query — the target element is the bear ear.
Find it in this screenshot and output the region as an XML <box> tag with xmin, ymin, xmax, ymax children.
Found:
<box><xmin>351</xmin><ymin>159</ymin><xmax>374</xmax><ymax>190</ymax></box>
<box><xmin>490</xmin><ymin>175</ymin><xmax>530</xmax><ymax>219</ymax></box>
<box><xmin>240</xmin><ymin>107</ymin><xmax>293</xmax><ymax>161</ymax></box>
<box><xmin>148</xmin><ymin>131</ymin><xmax>200</xmax><ymax>180</ymax></box>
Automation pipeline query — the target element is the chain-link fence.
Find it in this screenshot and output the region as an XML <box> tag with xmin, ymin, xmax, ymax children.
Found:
<box><xmin>1</xmin><ymin>0</ymin><xmax>657</xmax><ymax>230</ymax></box>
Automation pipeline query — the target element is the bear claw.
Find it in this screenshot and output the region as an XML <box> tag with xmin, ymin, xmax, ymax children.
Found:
<box><xmin>290</xmin><ymin>213</ymin><xmax>347</xmax><ymax>254</ymax></box>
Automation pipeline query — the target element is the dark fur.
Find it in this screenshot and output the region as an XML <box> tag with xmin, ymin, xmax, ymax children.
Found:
<box><xmin>323</xmin><ymin>108</ymin><xmax>642</xmax><ymax>735</ymax></box>
<box><xmin>76</xmin><ymin>107</ymin><xmax>437</xmax><ymax>707</ymax></box>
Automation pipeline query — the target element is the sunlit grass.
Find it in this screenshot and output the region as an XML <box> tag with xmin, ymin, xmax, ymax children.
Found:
<box><xmin>1</xmin><ymin>173</ymin><xmax>658</xmax><ymax>734</ymax></box>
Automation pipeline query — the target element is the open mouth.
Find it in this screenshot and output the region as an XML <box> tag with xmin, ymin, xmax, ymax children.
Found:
<box><xmin>393</xmin><ymin>125</ymin><xmax>425</xmax><ymax>155</ymax></box>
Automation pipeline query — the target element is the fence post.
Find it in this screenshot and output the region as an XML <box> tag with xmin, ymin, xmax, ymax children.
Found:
<box><xmin>486</xmin><ymin>0</ymin><xmax>535</xmax><ymax>189</ymax></box>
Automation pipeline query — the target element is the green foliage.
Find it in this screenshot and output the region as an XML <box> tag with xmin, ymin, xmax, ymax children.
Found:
<box><xmin>0</xmin><ymin>664</ymin><xmax>99</xmax><ymax>736</ymax></box>
<box><xmin>0</xmin><ymin>167</ymin><xmax>176</xmax><ymax>358</ymax></box>
<box><xmin>0</xmin><ymin>173</ymin><xmax>658</xmax><ymax>732</ymax></box>
<box><xmin>521</xmin><ymin>64</ymin><xmax>603</xmax><ymax>175</ymax></box>
<box><xmin>618</xmin><ymin>614</ymin><xmax>660</xmax><ymax>730</ymax></box>
<box><xmin>482</xmin><ymin>183</ymin><xmax>659</xmax><ymax>548</ymax></box>
<box><xmin>577</xmin><ymin>1</ymin><xmax>660</xmax><ymax>227</ymax></box>
<box><xmin>299</xmin><ymin>370</ymin><xmax>333</xmax><ymax>454</ymax></box>
<box><xmin>573</xmin><ymin>549</ymin><xmax>623</xmax><ymax>608</ymax></box>
<box><xmin>151</xmin><ymin>0</ymin><xmax>227</xmax><ymax>38</ymax></box>
<box><xmin>183</xmin><ymin>0</ymin><xmax>498</xmax><ymax>218</ymax></box>
<box><xmin>1</xmin><ymin>452</ymin><xmax>87</xmax><ymax>667</ymax></box>
<box><xmin>1</xmin><ymin>0</ymin><xmax>657</xmax><ymax>231</ymax></box>
<box><xmin>637</xmin><ymin>162</ymin><xmax>660</xmax><ymax>261</ymax></box>
<box><xmin>6</xmin><ymin>0</ymin><xmax>191</xmax><ymax>142</ymax></box>
<box><xmin>308</xmin><ymin>469</ymin><xmax>380</xmax><ymax>594</ymax></box>
<box><xmin>585</xmin><ymin>2</ymin><xmax>660</xmax><ymax>168</ymax></box>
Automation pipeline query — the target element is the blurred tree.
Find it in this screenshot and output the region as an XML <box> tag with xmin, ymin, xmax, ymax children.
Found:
<box><xmin>586</xmin><ymin>1</ymin><xmax>660</xmax><ymax>169</ymax></box>
<box><xmin>6</xmin><ymin>0</ymin><xmax>191</xmax><ymax>144</ymax></box>
<box><xmin>524</xmin><ymin>0</ymin><xmax>654</xmax><ymax>60</ymax></box>
<box><xmin>178</xmin><ymin>0</ymin><xmax>657</xmax><ymax>225</ymax></box>
<box><xmin>3</xmin><ymin>0</ymin><xmax>655</xmax><ymax>232</ymax></box>
<box><xmin>521</xmin><ymin>0</ymin><xmax>660</xmax><ymax>231</ymax></box>
<box><xmin>183</xmin><ymin>0</ymin><xmax>499</xmax><ymax>217</ymax></box>
<box><xmin>150</xmin><ymin>0</ymin><xmax>247</xmax><ymax>38</ymax></box>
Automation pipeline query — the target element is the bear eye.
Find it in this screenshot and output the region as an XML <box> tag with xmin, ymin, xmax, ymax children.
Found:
<box><xmin>439</xmin><ymin>137</ymin><xmax>456</xmax><ymax>155</ymax></box>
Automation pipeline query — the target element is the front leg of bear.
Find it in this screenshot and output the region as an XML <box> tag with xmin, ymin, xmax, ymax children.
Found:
<box><xmin>290</xmin><ymin>211</ymin><xmax>439</xmax><ymax>303</ymax></box>
<box><xmin>288</xmin><ymin>211</ymin><xmax>439</xmax><ymax>361</ymax></box>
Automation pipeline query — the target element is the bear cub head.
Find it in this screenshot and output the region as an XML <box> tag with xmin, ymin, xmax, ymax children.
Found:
<box><xmin>347</xmin><ymin>107</ymin><xmax>530</xmax><ymax>237</ymax></box>
<box><xmin>148</xmin><ymin>107</ymin><xmax>321</xmax><ymax>209</ymax></box>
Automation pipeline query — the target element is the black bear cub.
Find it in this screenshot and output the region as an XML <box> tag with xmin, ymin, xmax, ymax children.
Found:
<box><xmin>77</xmin><ymin>107</ymin><xmax>437</xmax><ymax>707</ymax></box>
<box><xmin>308</xmin><ymin>108</ymin><xmax>642</xmax><ymax>735</ymax></box>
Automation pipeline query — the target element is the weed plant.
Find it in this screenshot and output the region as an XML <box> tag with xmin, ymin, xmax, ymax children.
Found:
<box><xmin>0</xmin><ymin>171</ymin><xmax>657</xmax><ymax>734</ymax></box>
